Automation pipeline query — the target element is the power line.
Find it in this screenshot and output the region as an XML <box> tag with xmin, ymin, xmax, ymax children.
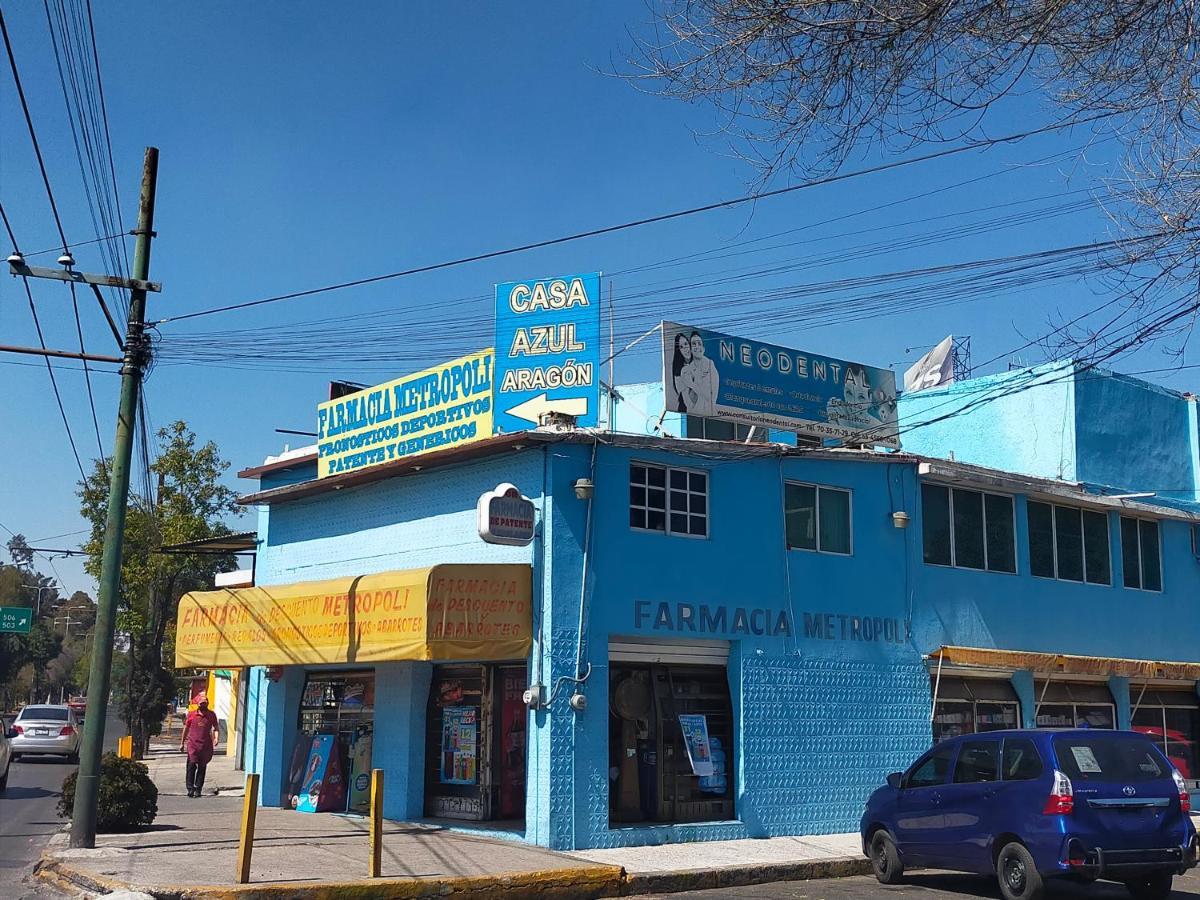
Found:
<box><xmin>0</xmin><ymin>202</ymin><xmax>89</xmax><ymax>483</ymax></box>
<box><xmin>160</xmin><ymin>112</ymin><xmax>1120</xmax><ymax>325</ymax></box>
<box><xmin>0</xmin><ymin>5</ymin><xmax>69</xmax><ymax>252</ymax></box>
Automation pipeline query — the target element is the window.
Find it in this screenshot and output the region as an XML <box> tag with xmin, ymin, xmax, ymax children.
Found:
<box><xmin>922</xmin><ymin>484</ymin><xmax>1016</xmax><ymax>573</ymax></box>
<box><xmin>1121</xmin><ymin>517</ymin><xmax>1162</xmax><ymax>591</ymax></box>
<box><xmin>1034</xmin><ymin>681</ymin><xmax>1115</xmax><ymax>729</ymax></box>
<box><xmin>630</xmin><ymin>464</ymin><xmax>708</xmax><ymax>537</ymax></box>
<box><xmin>1002</xmin><ymin>738</ymin><xmax>1044</xmax><ymax>781</ymax></box>
<box><xmin>906</xmin><ymin>745</ymin><xmax>956</xmax><ymax>789</ymax></box>
<box><xmin>932</xmin><ymin>677</ymin><xmax>1020</xmax><ymax>742</ymax></box>
<box><xmin>784</xmin><ymin>483</ymin><xmax>851</xmax><ymax>554</ymax></box>
<box><xmin>1132</xmin><ymin>688</ymin><xmax>1200</xmax><ymax>780</ymax></box>
<box><xmin>685</xmin><ymin>416</ymin><xmax>767</xmax><ymax>443</ymax></box>
<box><xmin>1053</xmin><ymin>734</ymin><xmax>1165</xmax><ymax>782</ymax></box>
<box><xmin>954</xmin><ymin>740</ymin><xmax>1000</xmax><ymax>783</ymax></box>
<box><xmin>609</xmin><ymin>663</ymin><xmax>734</xmax><ymax>825</ymax></box>
<box><xmin>1027</xmin><ymin>502</ymin><xmax>1111</xmax><ymax>585</ymax></box>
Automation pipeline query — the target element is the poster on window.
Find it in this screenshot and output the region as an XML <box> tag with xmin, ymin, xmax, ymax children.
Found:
<box><xmin>678</xmin><ymin>713</ymin><xmax>714</xmax><ymax>777</ymax></box>
<box><xmin>440</xmin><ymin>706</ymin><xmax>478</xmax><ymax>785</ymax></box>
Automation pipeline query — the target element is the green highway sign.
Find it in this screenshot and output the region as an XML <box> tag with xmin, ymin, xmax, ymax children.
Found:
<box><xmin>0</xmin><ymin>606</ymin><xmax>32</xmax><ymax>634</ymax></box>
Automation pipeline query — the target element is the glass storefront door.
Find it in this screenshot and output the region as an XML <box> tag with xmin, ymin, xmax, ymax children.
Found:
<box><xmin>424</xmin><ymin>663</ymin><xmax>528</xmax><ymax>822</ymax></box>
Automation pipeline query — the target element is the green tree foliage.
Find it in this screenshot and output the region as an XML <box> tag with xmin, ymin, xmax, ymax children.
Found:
<box><xmin>78</xmin><ymin>421</ymin><xmax>241</xmax><ymax>757</ymax></box>
<box><xmin>0</xmin><ymin>539</ymin><xmax>76</xmax><ymax>710</ymax></box>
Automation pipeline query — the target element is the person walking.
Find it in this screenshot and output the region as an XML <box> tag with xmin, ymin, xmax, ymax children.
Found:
<box><xmin>179</xmin><ymin>693</ymin><xmax>220</xmax><ymax>798</ymax></box>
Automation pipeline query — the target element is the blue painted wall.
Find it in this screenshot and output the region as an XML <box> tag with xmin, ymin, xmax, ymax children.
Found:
<box><xmin>1074</xmin><ymin>371</ymin><xmax>1197</xmax><ymax>500</ymax></box>
<box><xmin>900</xmin><ymin>363</ymin><xmax>1200</xmax><ymax>499</ymax></box>
<box><xmin>899</xmin><ymin>362</ymin><xmax>1078</xmax><ymax>481</ymax></box>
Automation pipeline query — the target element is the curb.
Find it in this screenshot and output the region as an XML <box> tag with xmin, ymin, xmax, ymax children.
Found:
<box><xmin>38</xmin><ymin>858</ymin><xmax>627</xmax><ymax>900</ymax></box>
<box><xmin>618</xmin><ymin>856</ymin><xmax>872</xmax><ymax>895</ymax></box>
<box><xmin>37</xmin><ymin>851</ymin><xmax>872</xmax><ymax>900</ymax></box>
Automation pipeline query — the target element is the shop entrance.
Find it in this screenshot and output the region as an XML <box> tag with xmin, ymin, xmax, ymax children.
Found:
<box><xmin>607</xmin><ymin>659</ymin><xmax>735</xmax><ymax>826</ymax></box>
<box><xmin>424</xmin><ymin>663</ymin><xmax>527</xmax><ymax>822</ymax></box>
<box><xmin>290</xmin><ymin>670</ymin><xmax>376</xmax><ymax>814</ymax></box>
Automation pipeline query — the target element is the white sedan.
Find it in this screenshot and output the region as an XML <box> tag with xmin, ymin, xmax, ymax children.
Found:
<box><xmin>10</xmin><ymin>704</ymin><xmax>81</xmax><ymax>762</ymax></box>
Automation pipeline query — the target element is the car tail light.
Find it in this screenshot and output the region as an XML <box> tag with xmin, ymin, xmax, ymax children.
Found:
<box><xmin>11</xmin><ymin>725</ymin><xmax>22</xmax><ymax>735</ymax></box>
<box><xmin>1173</xmin><ymin>768</ymin><xmax>1191</xmax><ymax>813</ymax></box>
<box><xmin>1043</xmin><ymin>769</ymin><xmax>1074</xmax><ymax>815</ymax></box>
<box><xmin>58</xmin><ymin>725</ymin><xmax>75</xmax><ymax>736</ymax></box>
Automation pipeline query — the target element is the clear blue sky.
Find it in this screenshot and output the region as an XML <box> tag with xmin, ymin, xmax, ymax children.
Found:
<box><xmin>0</xmin><ymin>2</ymin><xmax>1190</xmax><ymax>596</ymax></box>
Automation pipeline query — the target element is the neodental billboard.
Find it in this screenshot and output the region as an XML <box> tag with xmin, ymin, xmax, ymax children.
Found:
<box><xmin>661</xmin><ymin>321</ymin><xmax>899</xmax><ymax>447</ymax></box>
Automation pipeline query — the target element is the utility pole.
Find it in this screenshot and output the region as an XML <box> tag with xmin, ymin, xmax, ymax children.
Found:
<box><xmin>68</xmin><ymin>147</ymin><xmax>158</xmax><ymax>849</ymax></box>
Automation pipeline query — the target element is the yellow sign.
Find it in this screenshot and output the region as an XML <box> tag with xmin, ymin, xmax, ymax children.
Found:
<box><xmin>316</xmin><ymin>349</ymin><xmax>494</xmax><ymax>478</ymax></box>
<box><xmin>174</xmin><ymin>564</ymin><xmax>531</xmax><ymax>668</ymax></box>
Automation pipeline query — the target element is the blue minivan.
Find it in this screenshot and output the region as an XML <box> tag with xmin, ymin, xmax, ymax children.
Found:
<box><xmin>861</xmin><ymin>730</ymin><xmax>1198</xmax><ymax>899</ymax></box>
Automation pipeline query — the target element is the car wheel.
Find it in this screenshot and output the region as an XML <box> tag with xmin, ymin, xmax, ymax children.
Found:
<box><xmin>869</xmin><ymin>831</ymin><xmax>904</xmax><ymax>885</ymax></box>
<box><xmin>67</xmin><ymin>750</ymin><xmax>79</xmax><ymax>764</ymax></box>
<box><xmin>996</xmin><ymin>841</ymin><xmax>1044</xmax><ymax>900</ymax></box>
<box><xmin>1124</xmin><ymin>872</ymin><xmax>1173</xmax><ymax>900</ymax></box>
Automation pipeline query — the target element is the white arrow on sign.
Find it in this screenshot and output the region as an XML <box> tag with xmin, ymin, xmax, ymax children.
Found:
<box><xmin>505</xmin><ymin>393</ymin><xmax>588</xmax><ymax>424</ymax></box>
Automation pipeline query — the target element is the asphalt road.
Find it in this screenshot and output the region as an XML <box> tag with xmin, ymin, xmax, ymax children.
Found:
<box><xmin>0</xmin><ymin>710</ymin><xmax>122</xmax><ymax>900</ymax></box>
<box><xmin>634</xmin><ymin>868</ymin><xmax>1200</xmax><ymax>899</ymax></box>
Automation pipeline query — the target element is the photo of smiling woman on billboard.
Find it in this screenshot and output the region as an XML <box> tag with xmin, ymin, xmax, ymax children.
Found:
<box><xmin>668</xmin><ymin>328</ymin><xmax>720</xmax><ymax>416</ymax></box>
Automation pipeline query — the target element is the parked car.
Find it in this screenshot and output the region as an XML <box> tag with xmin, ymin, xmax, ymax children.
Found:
<box><xmin>10</xmin><ymin>704</ymin><xmax>81</xmax><ymax>762</ymax></box>
<box><xmin>861</xmin><ymin>729</ymin><xmax>1198</xmax><ymax>900</ymax></box>
<box><xmin>0</xmin><ymin>716</ymin><xmax>12</xmax><ymax>790</ymax></box>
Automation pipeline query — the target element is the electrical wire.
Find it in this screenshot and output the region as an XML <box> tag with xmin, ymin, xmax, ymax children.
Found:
<box><xmin>0</xmin><ymin>5</ymin><xmax>69</xmax><ymax>253</ymax></box>
<box><xmin>159</xmin><ymin>111</ymin><xmax>1122</xmax><ymax>325</ymax></box>
<box><xmin>0</xmin><ymin>203</ymin><xmax>88</xmax><ymax>482</ymax></box>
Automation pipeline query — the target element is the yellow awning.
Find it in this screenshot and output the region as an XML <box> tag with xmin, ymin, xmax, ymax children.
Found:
<box><xmin>175</xmin><ymin>564</ymin><xmax>531</xmax><ymax>668</ymax></box>
<box><xmin>930</xmin><ymin>646</ymin><xmax>1200</xmax><ymax>681</ymax></box>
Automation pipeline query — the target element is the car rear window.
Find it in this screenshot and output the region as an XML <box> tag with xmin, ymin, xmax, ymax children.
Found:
<box><xmin>1053</xmin><ymin>734</ymin><xmax>1166</xmax><ymax>782</ymax></box>
<box><xmin>18</xmin><ymin>706</ymin><xmax>69</xmax><ymax>721</ymax></box>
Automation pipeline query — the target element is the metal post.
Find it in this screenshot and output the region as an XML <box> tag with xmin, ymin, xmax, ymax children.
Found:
<box><xmin>69</xmin><ymin>147</ymin><xmax>158</xmax><ymax>849</ymax></box>
<box><xmin>369</xmin><ymin>768</ymin><xmax>384</xmax><ymax>877</ymax></box>
<box><xmin>236</xmin><ymin>772</ymin><xmax>260</xmax><ymax>883</ymax></box>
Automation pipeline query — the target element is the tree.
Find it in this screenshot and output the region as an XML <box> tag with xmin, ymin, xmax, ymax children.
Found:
<box><xmin>0</xmin><ymin>551</ymin><xmax>65</xmax><ymax>709</ymax></box>
<box><xmin>634</xmin><ymin>0</ymin><xmax>1200</xmax><ymax>358</ymax></box>
<box><xmin>78</xmin><ymin>421</ymin><xmax>241</xmax><ymax>757</ymax></box>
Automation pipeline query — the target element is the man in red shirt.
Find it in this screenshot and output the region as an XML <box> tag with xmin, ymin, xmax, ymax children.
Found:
<box><xmin>179</xmin><ymin>693</ymin><xmax>220</xmax><ymax>798</ymax></box>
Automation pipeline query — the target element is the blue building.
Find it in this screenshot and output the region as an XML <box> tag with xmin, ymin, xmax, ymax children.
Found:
<box><xmin>179</xmin><ymin>364</ymin><xmax>1200</xmax><ymax>851</ymax></box>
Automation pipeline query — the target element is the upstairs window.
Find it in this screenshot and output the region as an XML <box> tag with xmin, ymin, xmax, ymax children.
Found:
<box><xmin>630</xmin><ymin>463</ymin><xmax>708</xmax><ymax>538</ymax></box>
<box><xmin>784</xmin><ymin>483</ymin><xmax>852</xmax><ymax>555</ymax></box>
<box><xmin>1121</xmin><ymin>517</ymin><xmax>1162</xmax><ymax>592</ymax></box>
<box><xmin>685</xmin><ymin>417</ymin><xmax>767</xmax><ymax>443</ymax></box>
<box><xmin>1027</xmin><ymin>502</ymin><xmax>1111</xmax><ymax>585</ymax></box>
<box><xmin>922</xmin><ymin>484</ymin><xmax>1015</xmax><ymax>573</ymax></box>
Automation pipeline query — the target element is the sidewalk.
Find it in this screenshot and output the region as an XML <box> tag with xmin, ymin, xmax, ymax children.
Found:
<box><xmin>38</xmin><ymin>750</ymin><xmax>868</xmax><ymax>899</ymax></box>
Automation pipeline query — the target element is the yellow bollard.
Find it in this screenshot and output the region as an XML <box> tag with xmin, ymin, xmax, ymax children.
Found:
<box><xmin>117</xmin><ymin>735</ymin><xmax>133</xmax><ymax>758</ymax></box>
<box><xmin>236</xmin><ymin>772</ymin><xmax>260</xmax><ymax>884</ymax></box>
<box><xmin>369</xmin><ymin>768</ymin><xmax>384</xmax><ymax>878</ymax></box>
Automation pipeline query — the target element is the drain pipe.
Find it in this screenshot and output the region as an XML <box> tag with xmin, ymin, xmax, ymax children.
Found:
<box><xmin>548</xmin><ymin>438</ymin><xmax>597</xmax><ymax>706</ymax></box>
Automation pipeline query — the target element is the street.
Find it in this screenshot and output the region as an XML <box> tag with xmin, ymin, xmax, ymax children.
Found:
<box><xmin>635</xmin><ymin>869</ymin><xmax>1200</xmax><ymax>899</ymax></box>
<box><xmin>0</xmin><ymin>710</ymin><xmax>121</xmax><ymax>900</ymax></box>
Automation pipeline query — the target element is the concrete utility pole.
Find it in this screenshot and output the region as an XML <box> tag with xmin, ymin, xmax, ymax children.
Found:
<box><xmin>68</xmin><ymin>147</ymin><xmax>159</xmax><ymax>849</ymax></box>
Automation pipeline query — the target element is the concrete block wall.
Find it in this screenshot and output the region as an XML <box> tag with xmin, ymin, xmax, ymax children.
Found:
<box><xmin>257</xmin><ymin>450</ymin><xmax>541</xmax><ymax>585</ymax></box>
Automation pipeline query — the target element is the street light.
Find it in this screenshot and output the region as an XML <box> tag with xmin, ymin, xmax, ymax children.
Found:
<box><xmin>19</xmin><ymin>582</ymin><xmax>58</xmax><ymax>616</ymax></box>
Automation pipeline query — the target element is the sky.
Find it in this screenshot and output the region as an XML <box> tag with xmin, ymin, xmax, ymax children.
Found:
<box><xmin>0</xmin><ymin>2</ymin><xmax>1193</xmax><ymax>597</ymax></box>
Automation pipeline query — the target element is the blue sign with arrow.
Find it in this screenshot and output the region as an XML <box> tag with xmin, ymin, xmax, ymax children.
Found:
<box><xmin>493</xmin><ymin>272</ymin><xmax>601</xmax><ymax>432</ymax></box>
